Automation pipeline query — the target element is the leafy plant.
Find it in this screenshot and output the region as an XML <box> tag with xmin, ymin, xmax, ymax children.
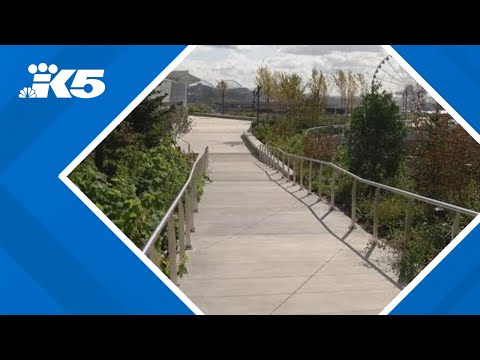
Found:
<box><xmin>69</xmin><ymin>87</ymin><xmax>204</xmax><ymax>279</ymax></box>
<box><xmin>345</xmin><ymin>86</ymin><xmax>406</xmax><ymax>182</ymax></box>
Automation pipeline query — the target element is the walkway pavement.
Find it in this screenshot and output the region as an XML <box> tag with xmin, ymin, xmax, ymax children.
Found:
<box><xmin>179</xmin><ymin>116</ymin><xmax>401</xmax><ymax>315</ymax></box>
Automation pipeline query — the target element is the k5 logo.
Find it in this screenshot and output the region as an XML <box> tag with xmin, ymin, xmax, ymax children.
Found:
<box><xmin>19</xmin><ymin>63</ymin><xmax>105</xmax><ymax>99</ymax></box>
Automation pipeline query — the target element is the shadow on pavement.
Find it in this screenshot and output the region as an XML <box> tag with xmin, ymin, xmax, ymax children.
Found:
<box><xmin>253</xmin><ymin>161</ymin><xmax>402</xmax><ymax>290</ymax></box>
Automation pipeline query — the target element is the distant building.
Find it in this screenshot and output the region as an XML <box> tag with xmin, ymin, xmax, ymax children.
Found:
<box><xmin>188</xmin><ymin>79</ymin><xmax>253</xmax><ymax>105</ymax></box>
<box><xmin>166</xmin><ymin>70</ymin><xmax>201</xmax><ymax>85</ymax></box>
<box><xmin>188</xmin><ymin>80</ymin><xmax>215</xmax><ymax>103</ymax></box>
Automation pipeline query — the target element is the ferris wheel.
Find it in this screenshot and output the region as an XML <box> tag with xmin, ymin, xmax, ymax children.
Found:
<box><xmin>372</xmin><ymin>55</ymin><xmax>421</xmax><ymax>113</ymax></box>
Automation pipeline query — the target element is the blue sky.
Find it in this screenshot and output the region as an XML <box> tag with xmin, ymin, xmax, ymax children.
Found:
<box><xmin>178</xmin><ymin>45</ymin><xmax>388</xmax><ymax>90</ymax></box>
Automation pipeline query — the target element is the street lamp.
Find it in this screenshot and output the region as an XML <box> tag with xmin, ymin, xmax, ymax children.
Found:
<box><xmin>254</xmin><ymin>85</ymin><xmax>261</xmax><ymax>122</ymax></box>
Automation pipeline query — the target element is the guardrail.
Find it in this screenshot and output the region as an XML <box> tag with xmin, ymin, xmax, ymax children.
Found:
<box><xmin>142</xmin><ymin>146</ymin><xmax>209</xmax><ymax>284</ymax></box>
<box><xmin>244</xmin><ymin>134</ymin><xmax>478</xmax><ymax>244</ymax></box>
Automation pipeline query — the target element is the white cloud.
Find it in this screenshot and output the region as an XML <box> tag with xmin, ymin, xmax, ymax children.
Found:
<box><xmin>177</xmin><ymin>45</ymin><xmax>388</xmax><ymax>90</ymax></box>
<box><xmin>279</xmin><ymin>45</ymin><xmax>382</xmax><ymax>56</ymax></box>
<box><xmin>206</xmin><ymin>45</ymin><xmax>256</xmax><ymax>51</ymax></box>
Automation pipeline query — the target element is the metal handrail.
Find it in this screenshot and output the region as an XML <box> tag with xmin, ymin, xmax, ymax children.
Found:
<box><xmin>263</xmin><ymin>145</ymin><xmax>478</xmax><ymax>217</ymax></box>
<box><xmin>304</xmin><ymin>124</ymin><xmax>346</xmax><ymax>136</ymax></box>
<box><xmin>142</xmin><ymin>146</ymin><xmax>209</xmax><ymax>284</ymax></box>
<box><xmin>177</xmin><ymin>136</ymin><xmax>191</xmax><ymax>153</ymax></box>
<box><xmin>243</xmin><ymin>132</ymin><xmax>478</xmax><ymax>244</ymax></box>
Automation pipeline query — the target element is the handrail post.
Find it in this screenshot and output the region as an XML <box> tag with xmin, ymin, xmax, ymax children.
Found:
<box><xmin>330</xmin><ymin>169</ymin><xmax>336</xmax><ymax>209</ymax></box>
<box><xmin>188</xmin><ymin>185</ymin><xmax>196</xmax><ymax>232</ymax></box>
<box><xmin>308</xmin><ymin>160</ymin><xmax>313</xmax><ymax>194</ymax></box>
<box><xmin>184</xmin><ymin>192</ymin><xmax>192</xmax><ymax>249</ymax></box>
<box><xmin>205</xmin><ymin>146</ymin><xmax>209</xmax><ymax>170</ymax></box>
<box><xmin>405</xmin><ymin>197</ymin><xmax>414</xmax><ymax>248</ymax></box>
<box><xmin>192</xmin><ymin>174</ymin><xmax>198</xmax><ymax>213</ymax></box>
<box><xmin>300</xmin><ymin>160</ymin><xmax>304</xmax><ymax>190</ymax></box>
<box><xmin>350</xmin><ymin>179</ymin><xmax>357</xmax><ymax>228</ymax></box>
<box><xmin>318</xmin><ymin>164</ymin><xmax>323</xmax><ymax>199</ymax></box>
<box><xmin>282</xmin><ymin>152</ymin><xmax>286</xmax><ymax>177</ymax></box>
<box><xmin>293</xmin><ymin>159</ymin><xmax>297</xmax><ymax>184</ymax></box>
<box><xmin>167</xmin><ymin>217</ymin><xmax>177</xmax><ymax>285</ymax></box>
<box><xmin>287</xmin><ymin>155</ymin><xmax>291</xmax><ymax>181</ymax></box>
<box><xmin>373</xmin><ymin>187</ymin><xmax>381</xmax><ymax>243</ymax></box>
<box><xmin>451</xmin><ymin>212</ymin><xmax>461</xmax><ymax>241</ymax></box>
<box><xmin>178</xmin><ymin>195</ymin><xmax>186</xmax><ymax>259</ymax></box>
<box><xmin>147</xmin><ymin>241</ymin><xmax>160</xmax><ymax>266</ymax></box>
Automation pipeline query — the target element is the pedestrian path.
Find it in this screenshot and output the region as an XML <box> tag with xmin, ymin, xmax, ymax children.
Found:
<box><xmin>179</xmin><ymin>116</ymin><xmax>401</xmax><ymax>315</ymax></box>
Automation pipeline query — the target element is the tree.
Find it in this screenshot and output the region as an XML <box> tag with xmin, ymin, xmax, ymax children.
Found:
<box><xmin>255</xmin><ymin>65</ymin><xmax>274</xmax><ymax>118</ymax></box>
<box><xmin>216</xmin><ymin>80</ymin><xmax>228</xmax><ymax>114</ymax></box>
<box><xmin>345</xmin><ymin>86</ymin><xmax>406</xmax><ymax>182</ymax></box>
<box><xmin>346</xmin><ymin>70</ymin><xmax>359</xmax><ymax>113</ymax></box>
<box><xmin>331</xmin><ymin>69</ymin><xmax>347</xmax><ymax>114</ymax></box>
<box><xmin>93</xmin><ymin>90</ymin><xmax>191</xmax><ymax>175</ymax></box>
<box><xmin>273</xmin><ymin>71</ymin><xmax>304</xmax><ymax>119</ymax></box>
<box><xmin>356</xmin><ymin>73</ymin><xmax>369</xmax><ymax>97</ymax></box>
<box><xmin>411</xmin><ymin>114</ymin><xmax>480</xmax><ymax>206</ymax></box>
<box><xmin>411</xmin><ymin>84</ymin><xmax>427</xmax><ymax>123</ymax></box>
<box><xmin>308</xmin><ymin>68</ymin><xmax>329</xmax><ymax>112</ymax></box>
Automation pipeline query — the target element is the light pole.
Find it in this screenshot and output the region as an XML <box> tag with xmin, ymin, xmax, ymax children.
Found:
<box><xmin>256</xmin><ymin>85</ymin><xmax>261</xmax><ymax>122</ymax></box>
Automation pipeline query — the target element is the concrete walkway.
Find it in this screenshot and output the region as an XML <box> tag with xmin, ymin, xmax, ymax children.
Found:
<box><xmin>179</xmin><ymin>116</ymin><xmax>401</xmax><ymax>315</ymax></box>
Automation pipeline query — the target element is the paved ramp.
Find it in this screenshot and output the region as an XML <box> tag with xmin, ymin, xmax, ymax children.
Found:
<box><xmin>179</xmin><ymin>116</ymin><xmax>401</xmax><ymax>315</ymax></box>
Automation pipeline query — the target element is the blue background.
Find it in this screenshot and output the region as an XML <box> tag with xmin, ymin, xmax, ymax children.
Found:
<box><xmin>0</xmin><ymin>45</ymin><xmax>193</xmax><ymax>314</ymax></box>
<box><xmin>390</xmin><ymin>45</ymin><xmax>480</xmax><ymax>314</ymax></box>
<box><xmin>1</xmin><ymin>45</ymin><xmax>480</xmax><ymax>314</ymax></box>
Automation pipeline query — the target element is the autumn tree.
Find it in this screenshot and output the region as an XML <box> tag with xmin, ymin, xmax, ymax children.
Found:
<box><xmin>411</xmin><ymin>114</ymin><xmax>480</xmax><ymax>207</ymax></box>
<box><xmin>274</xmin><ymin>71</ymin><xmax>304</xmax><ymax>119</ymax></box>
<box><xmin>411</xmin><ymin>84</ymin><xmax>427</xmax><ymax>123</ymax></box>
<box><xmin>255</xmin><ymin>65</ymin><xmax>274</xmax><ymax>118</ymax></box>
<box><xmin>331</xmin><ymin>69</ymin><xmax>347</xmax><ymax>114</ymax></box>
<box><xmin>356</xmin><ymin>73</ymin><xmax>369</xmax><ymax>97</ymax></box>
<box><xmin>346</xmin><ymin>70</ymin><xmax>359</xmax><ymax>113</ymax></box>
<box><xmin>308</xmin><ymin>68</ymin><xmax>329</xmax><ymax>112</ymax></box>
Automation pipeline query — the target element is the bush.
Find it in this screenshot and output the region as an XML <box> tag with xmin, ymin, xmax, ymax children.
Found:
<box><xmin>251</xmin><ymin>102</ymin><xmax>478</xmax><ymax>286</ymax></box>
<box><xmin>411</xmin><ymin>115</ymin><xmax>480</xmax><ymax>207</ymax></box>
<box><xmin>70</xmin><ymin>89</ymin><xmax>204</xmax><ymax>279</ymax></box>
<box><xmin>345</xmin><ymin>87</ymin><xmax>406</xmax><ymax>182</ymax></box>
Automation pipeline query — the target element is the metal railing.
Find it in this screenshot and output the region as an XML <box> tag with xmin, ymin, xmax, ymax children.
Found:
<box><xmin>142</xmin><ymin>146</ymin><xmax>209</xmax><ymax>284</ymax></box>
<box><xmin>304</xmin><ymin>124</ymin><xmax>346</xmax><ymax>136</ymax></box>
<box><xmin>247</xmin><ymin>136</ymin><xmax>478</xmax><ymax>244</ymax></box>
<box><xmin>177</xmin><ymin>136</ymin><xmax>191</xmax><ymax>154</ymax></box>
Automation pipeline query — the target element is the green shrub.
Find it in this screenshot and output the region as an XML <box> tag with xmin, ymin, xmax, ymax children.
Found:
<box><xmin>70</xmin><ymin>91</ymin><xmax>204</xmax><ymax>279</ymax></box>
<box><xmin>345</xmin><ymin>87</ymin><xmax>406</xmax><ymax>182</ymax></box>
<box><xmin>251</xmin><ymin>104</ymin><xmax>477</xmax><ymax>286</ymax></box>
